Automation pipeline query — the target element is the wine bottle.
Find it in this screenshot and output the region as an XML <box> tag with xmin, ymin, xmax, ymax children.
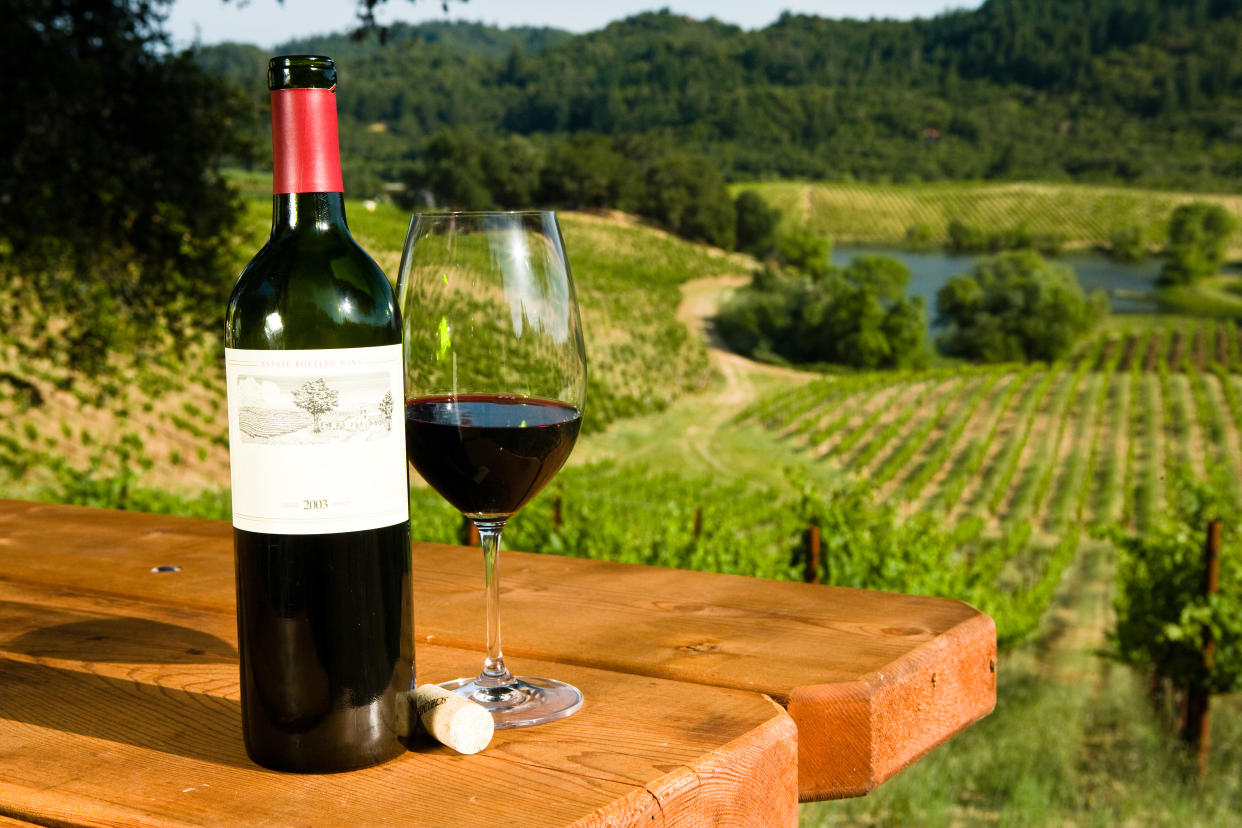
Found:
<box><xmin>224</xmin><ymin>55</ymin><xmax>412</xmax><ymax>773</ymax></box>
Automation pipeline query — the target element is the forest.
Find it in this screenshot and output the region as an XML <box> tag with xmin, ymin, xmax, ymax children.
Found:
<box><xmin>196</xmin><ymin>0</ymin><xmax>1242</xmax><ymax>194</ymax></box>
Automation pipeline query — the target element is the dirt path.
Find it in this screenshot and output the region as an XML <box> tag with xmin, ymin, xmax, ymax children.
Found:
<box><xmin>673</xmin><ymin>276</ymin><xmax>816</xmax><ymax>473</ymax></box>
<box><xmin>675</xmin><ymin>275</ymin><xmax>812</xmax><ymax>384</ymax></box>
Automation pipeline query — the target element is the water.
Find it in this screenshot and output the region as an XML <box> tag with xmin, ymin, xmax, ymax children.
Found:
<box><xmin>832</xmin><ymin>247</ymin><xmax>1163</xmax><ymax>318</ymax></box>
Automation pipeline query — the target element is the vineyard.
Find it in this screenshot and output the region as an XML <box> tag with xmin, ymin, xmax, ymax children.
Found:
<box><xmin>5</xmin><ymin>195</ymin><xmax>1239</xmax><ymax>653</ymax></box>
<box><xmin>236</xmin><ymin>407</ymin><xmax>313</xmax><ymax>439</ymax></box>
<box><xmin>375</xmin><ymin>319</ymin><xmax>1242</xmax><ymax>651</ymax></box>
<box><xmin>727</xmin><ymin>319</ymin><xmax>1242</xmax><ymax>644</ymax></box>
<box><xmin>4</xmin><ymin>197</ymin><xmax>1239</xmax><ymax>650</ymax></box>
<box><xmin>742</xmin><ymin>180</ymin><xmax>1242</xmax><ymax>250</ymax></box>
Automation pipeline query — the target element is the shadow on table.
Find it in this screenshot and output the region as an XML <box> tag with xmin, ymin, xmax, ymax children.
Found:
<box><xmin>0</xmin><ymin>655</ymin><xmax>254</xmax><ymax>769</ymax></box>
<box><xmin>0</xmin><ymin>604</ymin><xmax>252</xmax><ymax>768</ymax></box>
<box><xmin>5</xmin><ymin>614</ymin><xmax>238</xmax><ymax>663</ymax></box>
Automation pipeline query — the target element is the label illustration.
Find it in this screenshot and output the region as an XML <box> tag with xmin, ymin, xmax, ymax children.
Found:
<box><xmin>234</xmin><ymin>373</ymin><xmax>396</xmax><ymax>444</ymax></box>
<box><xmin>226</xmin><ymin>345</ymin><xmax>408</xmax><ymax>535</ymax></box>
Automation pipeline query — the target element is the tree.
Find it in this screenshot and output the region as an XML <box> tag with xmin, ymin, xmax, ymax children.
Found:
<box><xmin>936</xmin><ymin>250</ymin><xmax>1106</xmax><ymax>363</ymax></box>
<box><xmin>3</xmin><ymin>0</ymin><xmax>253</xmax><ymax>370</ymax></box>
<box><xmin>1160</xmin><ymin>202</ymin><xmax>1237</xmax><ymax>286</ymax></box>
<box><xmin>776</xmin><ymin>230</ymin><xmax>833</xmax><ymax>277</ymax></box>
<box><xmin>480</xmin><ymin>135</ymin><xmax>544</xmax><ymax>208</ymax></box>
<box><xmin>715</xmin><ymin>248</ymin><xmax>928</xmax><ymax>370</ymax></box>
<box><xmin>379</xmin><ymin>390</ymin><xmax>394</xmax><ymax>430</ymax></box>
<box><xmin>734</xmin><ymin>190</ymin><xmax>781</xmax><ymax>257</ymax></box>
<box><xmin>416</xmin><ymin>128</ymin><xmax>494</xmax><ymax>209</ymax></box>
<box><xmin>946</xmin><ymin>217</ymin><xmax>1066</xmax><ymax>256</ymax></box>
<box><xmin>344</xmin><ymin>0</ymin><xmax>463</xmax><ymax>33</ymax></box>
<box><xmin>640</xmin><ymin>153</ymin><xmax>737</xmax><ymax>250</ymax></box>
<box><xmin>195</xmin><ymin>0</ymin><xmax>1242</xmax><ymax>192</ymax></box>
<box><xmin>293</xmin><ymin>379</ymin><xmax>340</xmax><ymax>433</ymax></box>
<box><xmin>1108</xmin><ymin>223</ymin><xmax>1149</xmax><ymax>263</ymax></box>
<box><xmin>537</xmin><ymin>135</ymin><xmax>641</xmax><ymax>210</ymax></box>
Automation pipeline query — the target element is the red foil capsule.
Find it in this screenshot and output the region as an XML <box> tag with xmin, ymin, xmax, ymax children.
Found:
<box><xmin>270</xmin><ymin>88</ymin><xmax>344</xmax><ymax>194</ymax></box>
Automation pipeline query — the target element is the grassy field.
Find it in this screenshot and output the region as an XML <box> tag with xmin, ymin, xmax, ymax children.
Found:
<box><xmin>1160</xmin><ymin>275</ymin><xmax>1242</xmax><ymax>317</ymax></box>
<box><xmin>803</xmin><ymin>538</ymin><xmax>1242</xmax><ymax>826</ymax></box>
<box><xmin>738</xmin><ymin>179</ymin><xmax>1242</xmax><ymax>250</ymax></box>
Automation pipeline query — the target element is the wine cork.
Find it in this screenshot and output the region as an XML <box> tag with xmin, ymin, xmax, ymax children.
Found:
<box><xmin>413</xmin><ymin>684</ymin><xmax>494</xmax><ymax>755</ymax></box>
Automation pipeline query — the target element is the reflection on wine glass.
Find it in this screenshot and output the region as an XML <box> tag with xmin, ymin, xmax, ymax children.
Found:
<box><xmin>397</xmin><ymin>211</ymin><xmax>587</xmax><ymax>729</ymax></box>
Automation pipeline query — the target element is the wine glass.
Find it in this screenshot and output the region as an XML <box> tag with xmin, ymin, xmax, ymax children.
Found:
<box><xmin>396</xmin><ymin>210</ymin><xmax>587</xmax><ymax>729</ymax></box>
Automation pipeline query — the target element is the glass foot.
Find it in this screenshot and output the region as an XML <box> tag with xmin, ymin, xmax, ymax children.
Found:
<box><xmin>438</xmin><ymin>675</ymin><xmax>583</xmax><ymax>730</ymax></box>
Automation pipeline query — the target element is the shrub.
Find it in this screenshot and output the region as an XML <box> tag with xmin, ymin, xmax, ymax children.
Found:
<box><xmin>1109</xmin><ymin>476</ymin><xmax>1242</xmax><ymax>697</ymax></box>
<box><xmin>716</xmin><ymin>248</ymin><xmax>928</xmax><ymax>369</ymax></box>
<box><xmin>905</xmin><ymin>221</ymin><xmax>935</xmax><ymax>250</ymax></box>
<box><xmin>640</xmin><ymin>153</ymin><xmax>737</xmax><ymax>249</ymax></box>
<box><xmin>1160</xmin><ymin>202</ymin><xmax>1237</xmax><ymax>286</ymax></box>
<box><xmin>734</xmin><ymin>190</ymin><xmax>781</xmax><ymax>257</ymax></box>
<box><xmin>936</xmin><ymin>250</ymin><xmax>1107</xmax><ymax>363</ymax></box>
<box><xmin>1108</xmin><ymin>223</ymin><xmax>1149</xmax><ymax>263</ymax></box>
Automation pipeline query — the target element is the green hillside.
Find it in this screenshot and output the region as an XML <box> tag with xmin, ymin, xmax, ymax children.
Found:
<box><xmin>196</xmin><ymin>21</ymin><xmax>572</xmax><ymax>89</ymax></box>
<box><xmin>197</xmin><ymin>0</ymin><xmax>1242</xmax><ymax>191</ymax></box>
<box><xmin>742</xmin><ymin>180</ymin><xmax>1242</xmax><ymax>248</ymax></box>
<box><xmin>0</xmin><ymin>201</ymin><xmax>732</xmax><ymax>502</ymax></box>
<box><xmin>282</xmin><ymin>20</ymin><xmax>573</xmax><ymax>61</ymax></box>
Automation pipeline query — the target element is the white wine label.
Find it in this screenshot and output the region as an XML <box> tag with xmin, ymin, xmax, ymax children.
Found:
<box><xmin>225</xmin><ymin>345</ymin><xmax>409</xmax><ymax>534</ymax></box>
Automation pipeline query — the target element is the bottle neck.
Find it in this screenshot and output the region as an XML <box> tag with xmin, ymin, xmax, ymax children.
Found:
<box><xmin>269</xmin><ymin>84</ymin><xmax>347</xmax><ymax>237</ymax></box>
<box><xmin>270</xmin><ymin>87</ymin><xmax>344</xmax><ymax>197</ymax></box>
<box><xmin>271</xmin><ymin>192</ymin><xmax>349</xmax><ymax>236</ymax></box>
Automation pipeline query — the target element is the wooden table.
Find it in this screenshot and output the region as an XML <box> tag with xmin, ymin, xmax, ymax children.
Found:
<box><xmin>0</xmin><ymin>500</ymin><xmax>995</xmax><ymax>826</ymax></box>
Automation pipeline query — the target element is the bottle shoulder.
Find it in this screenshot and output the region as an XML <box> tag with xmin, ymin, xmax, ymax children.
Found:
<box><xmin>226</xmin><ymin>231</ymin><xmax>400</xmax><ymax>350</ymax></box>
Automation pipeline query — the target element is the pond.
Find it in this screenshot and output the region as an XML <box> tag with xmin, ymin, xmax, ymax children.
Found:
<box><xmin>831</xmin><ymin>247</ymin><xmax>1163</xmax><ymax>317</ymax></box>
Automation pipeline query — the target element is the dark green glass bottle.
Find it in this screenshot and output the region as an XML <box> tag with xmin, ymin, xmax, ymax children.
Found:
<box><xmin>224</xmin><ymin>55</ymin><xmax>412</xmax><ymax>773</ymax></box>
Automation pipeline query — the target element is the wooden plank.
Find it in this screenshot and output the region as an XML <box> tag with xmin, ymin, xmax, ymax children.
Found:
<box><xmin>0</xmin><ymin>576</ymin><xmax>796</xmax><ymax>827</ymax></box>
<box><xmin>412</xmin><ymin>541</ymin><xmax>996</xmax><ymax>800</ymax></box>
<box><xmin>0</xmin><ymin>499</ymin><xmax>995</xmax><ymax>800</ymax></box>
<box><xmin>0</xmin><ymin>501</ymin><xmax>236</xmax><ymax>614</ymax></box>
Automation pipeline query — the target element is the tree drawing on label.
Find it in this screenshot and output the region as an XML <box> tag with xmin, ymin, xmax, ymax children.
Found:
<box><xmin>379</xmin><ymin>390</ymin><xmax>394</xmax><ymax>430</ymax></box>
<box><xmin>292</xmin><ymin>378</ymin><xmax>339</xmax><ymax>433</ymax></box>
<box><xmin>234</xmin><ymin>371</ymin><xmax>393</xmax><ymax>444</ymax></box>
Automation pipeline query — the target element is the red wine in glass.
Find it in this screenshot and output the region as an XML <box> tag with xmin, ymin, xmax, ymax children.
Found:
<box><xmin>404</xmin><ymin>395</ymin><xmax>581</xmax><ymax>518</ymax></box>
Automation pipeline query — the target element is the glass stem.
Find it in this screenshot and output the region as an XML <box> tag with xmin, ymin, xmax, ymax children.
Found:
<box><xmin>475</xmin><ymin>519</ymin><xmax>514</xmax><ymax>689</ymax></box>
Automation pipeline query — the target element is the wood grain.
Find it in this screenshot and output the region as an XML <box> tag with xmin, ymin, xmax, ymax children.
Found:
<box><xmin>0</xmin><ymin>570</ymin><xmax>796</xmax><ymax>827</ymax></box>
<box><xmin>0</xmin><ymin>498</ymin><xmax>995</xmax><ymax>802</ymax></box>
<box><xmin>414</xmin><ymin>545</ymin><xmax>995</xmax><ymax>800</ymax></box>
